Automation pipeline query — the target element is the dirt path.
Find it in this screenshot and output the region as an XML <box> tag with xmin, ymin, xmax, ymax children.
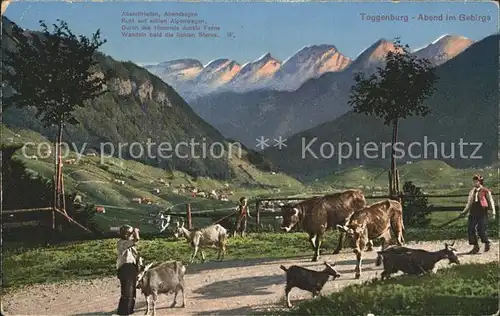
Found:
<box><xmin>3</xmin><ymin>240</ymin><xmax>498</xmax><ymax>315</ymax></box>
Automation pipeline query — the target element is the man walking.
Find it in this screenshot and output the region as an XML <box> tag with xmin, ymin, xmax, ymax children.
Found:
<box><xmin>460</xmin><ymin>174</ymin><xmax>496</xmax><ymax>254</ymax></box>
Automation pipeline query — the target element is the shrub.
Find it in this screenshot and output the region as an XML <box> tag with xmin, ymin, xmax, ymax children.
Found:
<box><xmin>65</xmin><ymin>203</ymin><xmax>103</xmax><ymax>235</ymax></box>
<box><xmin>402</xmin><ymin>181</ymin><xmax>432</xmax><ymax>227</ymax></box>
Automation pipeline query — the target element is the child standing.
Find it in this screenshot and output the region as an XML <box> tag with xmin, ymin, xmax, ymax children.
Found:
<box><xmin>234</xmin><ymin>197</ymin><xmax>251</xmax><ymax>237</ymax></box>
<box><xmin>116</xmin><ymin>224</ymin><xmax>140</xmax><ymax>315</ymax></box>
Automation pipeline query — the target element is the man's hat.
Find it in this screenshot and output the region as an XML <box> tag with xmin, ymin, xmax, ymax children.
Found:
<box><xmin>473</xmin><ymin>174</ymin><xmax>484</xmax><ymax>182</ymax></box>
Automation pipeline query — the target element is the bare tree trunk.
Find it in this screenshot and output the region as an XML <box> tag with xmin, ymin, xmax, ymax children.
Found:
<box><xmin>53</xmin><ymin>129</ymin><xmax>59</xmax><ymax>230</ymax></box>
<box><xmin>57</xmin><ymin>122</ymin><xmax>64</xmax><ymax>214</ymax></box>
<box><xmin>390</xmin><ymin>119</ymin><xmax>399</xmax><ymax>198</ymax></box>
<box><xmin>54</xmin><ymin>122</ymin><xmax>64</xmax><ymax>209</ymax></box>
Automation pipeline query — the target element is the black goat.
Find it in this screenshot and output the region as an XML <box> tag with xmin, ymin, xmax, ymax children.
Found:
<box><xmin>376</xmin><ymin>242</ymin><xmax>460</xmax><ymax>280</ymax></box>
<box><xmin>280</xmin><ymin>261</ymin><xmax>341</xmax><ymax>308</ymax></box>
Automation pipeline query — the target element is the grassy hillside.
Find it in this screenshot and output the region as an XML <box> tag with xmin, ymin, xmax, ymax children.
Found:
<box><xmin>312</xmin><ymin>160</ymin><xmax>498</xmax><ymax>190</ymax></box>
<box><xmin>1</xmin><ymin>126</ymin><xmax>305</xmax><ymax>233</ymax></box>
<box><xmin>309</xmin><ymin>160</ymin><xmax>498</xmax><ymax>206</ymax></box>
<box><xmin>263</xmin><ymin>34</ymin><xmax>498</xmax><ymax>178</ymax></box>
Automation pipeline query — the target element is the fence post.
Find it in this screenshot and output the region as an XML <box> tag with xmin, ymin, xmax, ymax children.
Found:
<box><xmin>255</xmin><ymin>199</ymin><xmax>260</xmax><ymax>232</ymax></box>
<box><xmin>186</xmin><ymin>203</ymin><xmax>192</xmax><ymax>229</ymax></box>
<box><xmin>396</xmin><ymin>169</ymin><xmax>401</xmax><ymax>195</ymax></box>
<box><xmin>388</xmin><ymin>170</ymin><xmax>393</xmax><ymax>197</ymax></box>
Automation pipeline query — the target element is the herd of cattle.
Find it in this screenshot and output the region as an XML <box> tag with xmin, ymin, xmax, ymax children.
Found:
<box><xmin>134</xmin><ymin>189</ymin><xmax>462</xmax><ymax>315</ymax></box>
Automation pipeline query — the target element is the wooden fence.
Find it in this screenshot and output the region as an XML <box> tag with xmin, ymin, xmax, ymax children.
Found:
<box><xmin>4</xmin><ymin>192</ymin><xmax>497</xmax><ymax>235</ymax></box>
<box><xmin>2</xmin><ymin>207</ymin><xmax>92</xmax><ymax>233</ymax></box>
<box><xmin>167</xmin><ymin>193</ymin><xmax>499</xmax><ymax>231</ymax></box>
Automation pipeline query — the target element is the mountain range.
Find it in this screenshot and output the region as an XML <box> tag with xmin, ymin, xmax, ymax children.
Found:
<box><xmin>3</xmin><ymin>12</ymin><xmax>496</xmax><ymax>183</ymax></box>
<box><xmin>0</xmin><ymin>16</ymin><xmax>268</xmax><ymax>179</ymax></box>
<box><xmin>261</xmin><ymin>33</ymin><xmax>499</xmax><ymax>179</ymax></box>
<box><xmin>189</xmin><ymin>34</ymin><xmax>477</xmax><ymax>148</ymax></box>
<box><xmin>144</xmin><ymin>34</ymin><xmax>473</xmax><ymax>101</ymax></box>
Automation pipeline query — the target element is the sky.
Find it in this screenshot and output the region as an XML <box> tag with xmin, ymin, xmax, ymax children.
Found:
<box><xmin>4</xmin><ymin>1</ymin><xmax>499</xmax><ymax>66</ymax></box>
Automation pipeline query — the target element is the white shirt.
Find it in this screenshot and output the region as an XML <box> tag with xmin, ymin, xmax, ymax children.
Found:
<box><xmin>116</xmin><ymin>239</ymin><xmax>138</xmax><ymax>269</ymax></box>
<box><xmin>462</xmin><ymin>186</ymin><xmax>496</xmax><ymax>217</ymax></box>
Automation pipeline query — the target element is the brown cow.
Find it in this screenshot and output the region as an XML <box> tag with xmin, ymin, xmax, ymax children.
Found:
<box><xmin>280</xmin><ymin>189</ymin><xmax>369</xmax><ymax>262</ymax></box>
<box><xmin>337</xmin><ymin>199</ymin><xmax>405</xmax><ymax>279</ymax></box>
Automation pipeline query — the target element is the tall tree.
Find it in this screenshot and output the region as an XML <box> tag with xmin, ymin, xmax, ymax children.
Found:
<box><xmin>2</xmin><ymin>19</ymin><xmax>108</xmax><ymax>211</ymax></box>
<box><xmin>347</xmin><ymin>38</ymin><xmax>439</xmax><ymax>198</ymax></box>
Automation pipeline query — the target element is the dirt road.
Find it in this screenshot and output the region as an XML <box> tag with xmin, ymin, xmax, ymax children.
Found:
<box><xmin>3</xmin><ymin>240</ymin><xmax>498</xmax><ymax>315</ymax></box>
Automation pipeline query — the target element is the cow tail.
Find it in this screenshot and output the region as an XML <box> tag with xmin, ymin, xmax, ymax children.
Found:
<box><xmin>280</xmin><ymin>265</ymin><xmax>288</xmax><ymax>272</ymax></box>
<box><xmin>397</xmin><ymin>200</ymin><xmax>405</xmax><ymax>235</ymax></box>
<box><xmin>401</xmin><ymin>220</ymin><xmax>406</xmax><ymax>244</ymax></box>
<box><xmin>390</xmin><ymin>201</ymin><xmax>405</xmax><ymax>244</ymax></box>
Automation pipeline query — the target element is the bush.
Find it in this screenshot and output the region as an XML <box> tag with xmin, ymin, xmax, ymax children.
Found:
<box><xmin>402</xmin><ymin>181</ymin><xmax>432</xmax><ymax>227</ymax></box>
<box><xmin>2</xmin><ymin>145</ymin><xmax>104</xmax><ymax>243</ymax></box>
<box><xmin>64</xmin><ymin>203</ymin><xmax>103</xmax><ymax>235</ymax></box>
<box><xmin>2</xmin><ymin>146</ymin><xmax>53</xmax><ymax>210</ymax></box>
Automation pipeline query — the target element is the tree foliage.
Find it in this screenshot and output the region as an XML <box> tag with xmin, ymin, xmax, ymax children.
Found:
<box><xmin>348</xmin><ymin>38</ymin><xmax>439</xmax><ymax>126</ymax></box>
<box><xmin>2</xmin><ymin>146</ymin><xmax>53</xmax><ymax>210</ymax></box>
<box><xmin>1</xmin><ymin>19</ymin><xmax>233</xmax><ymax>180</ymax></box>
<box><xmin>2</xmin><ymin>19</ymin><xmax>108</xmax><ymax>127</ymax></box>
<box><xmin>2</xmin><ymin>146</ymin><xmax>100</xmax><ymax>241</ymax></box>
<box><xmin>402</xmin><ymin>181</ymin><xmax>432</xmax><ymax>227</ymax></box>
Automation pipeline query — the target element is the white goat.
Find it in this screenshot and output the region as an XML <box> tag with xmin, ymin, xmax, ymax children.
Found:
<box><xmin>158</xmin><ymin>214</ymin><xmax>171</xmax><ymax>233</ymax></box>
<box><xmin>173</xmin><ymin>221</ymin><xmax>227</xmax><ymax>263</ymax></box>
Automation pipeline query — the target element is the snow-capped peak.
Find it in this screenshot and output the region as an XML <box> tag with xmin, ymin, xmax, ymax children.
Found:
<box><xmin>254</xmin><ymin>52</ymin><xmax>273</xmax><ymax>63</ymax></box>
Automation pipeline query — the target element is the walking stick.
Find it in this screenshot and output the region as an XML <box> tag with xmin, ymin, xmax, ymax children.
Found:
<box><xmin>438</xmin><ymin>213</ymin><xmax>466</xmax><ymax>228</ymax></box>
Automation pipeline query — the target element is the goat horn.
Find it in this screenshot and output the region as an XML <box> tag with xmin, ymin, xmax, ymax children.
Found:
<box><xmin>449</xmin><ymin>241</ymin><xmax>455</xmax><ymax>247</ymax></box>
